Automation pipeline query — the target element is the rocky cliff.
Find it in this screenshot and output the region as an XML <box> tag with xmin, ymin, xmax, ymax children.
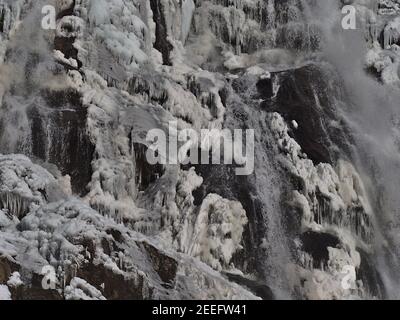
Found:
<box><xmin>0</xmin><ymin>0</ymin><xmax>399</xmax><ymax>300</ymax></box>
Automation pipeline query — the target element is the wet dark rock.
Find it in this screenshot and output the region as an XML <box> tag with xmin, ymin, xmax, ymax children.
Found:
<box><xmin>53</xmin><ymin>0</ymin><xmax>82</xmax><ymax>70</ymax></box>
<box><xmin>141</xmin><ymin>241</ymin><xmax>178</xmax><ymax>286</ymax></box>
<box><xmin>0</xmin><ymin>8</ymin><xmax>5</xmax><ymax>33</ymax></box>
<box><xmin>0</xmin><ymin>235</ymin><xmax>178</xmax><ymax>300</ymax></box>
<box><xmin>0</xmin><ymin>257</ymin><xmax>62</xmax><ymax>300</ymax></box>
<box><xmin>76</xmin><ymin>240</ymin><xmax>177</xmax><ymax>299</ymax></box>
<box><xmin>150</xmin><ymin>0</ymin><xmax>173</xmax><ymax>65</ymax></box>
<box><xmin>10</xmin><ymin>273</ymin><xmax>63</xmax><ymax>300</ymax></box>
<box><xmin>263</xmin><ymin>64</ymin><xmax>354</xmax><ymax>165</ymax></box>
<box><xmin>56</xmin><ymin>0</ymin><xmax>76</xmax><ymax>20</ymax></box>
<box><xmin>41</xmin><ymin>88</ymin><xmax>82</xmax><ymax>108</ymax></box>
<box><xmin>357</xmin><ymin>248</ymin><xmax>385</xmax><ymax>299</ymax></box>
<box><xmin>27</xmin><ymin>89</ymin><xmax>94</xmax><ymax>195</ymax></box>
<box><xmin>106</xmin><ymin>228</ymin><xmax>124</xmax><ymax>243</ymax></box>
<box><xmin>77</xmin><ymin>262</ymin><xmax>150</xmax><ymax>300</ymax></box>
<box><xmin>189</xmin><ymin>162</ymin><xmax>265</xmax><ymax>277</ymax></box>
<box><xmin>10</xmin><ymin>286</ymin><xmax>63</xmax><ymax>300</ymax></box>
<box><xmin>133</xmin><ymin>143</ymin><xmax>165</xmax><ymax>192</ymax></box>
<box><xmin>54</xmin><ymin>36</ymin><xmax>82</xmax><ymax>69</ymax></box>
<box><xmin>127</xmin><ymin>72</ymin><xmax>168</xmax><ymax>106</ymax></box>
<box><xmin>256</xmin><ymin>77</ymin><xmax>274</xmax><ymax>99</ymax></box>
<box><xmin>313</xmin><ymin>190</ymin><xmax>372</xmax><ymax>243</ymax></box>
<box><xmin>223</xmin><ymin>272</ymin><xmax>274</xmax><ymax>300</ymax></box>
<box><xmin>300</xmin><ymin>231</ymin><xmax>340</xmax><ymax>269</ymax></box>
<box><xmin>0</xmin><ymin>257</ymin><xmax>12</xmax><ymax>284</ymax></box>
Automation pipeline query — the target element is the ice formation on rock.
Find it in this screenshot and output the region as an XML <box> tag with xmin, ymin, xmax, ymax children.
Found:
<box><xmin>0</xmin><ymin>0</ymin><xmax>399</xmax><ymax>300</ymax></box>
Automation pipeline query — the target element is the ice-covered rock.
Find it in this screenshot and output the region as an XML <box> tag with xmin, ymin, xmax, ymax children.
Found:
<box><xmin>0</xmin><ymin>0</ymin><xmax>398</xmax><ymax>301</ymax></box>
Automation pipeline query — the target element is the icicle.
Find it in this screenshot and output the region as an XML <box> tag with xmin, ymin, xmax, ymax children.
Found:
<box><xmin>0</xmin><ymin>192</ymin><xmax>34</xmax><ymax>219</ymax></box>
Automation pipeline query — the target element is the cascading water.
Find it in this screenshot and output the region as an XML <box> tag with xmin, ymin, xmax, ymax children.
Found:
<box><xmin>0</xmin><ymin>0</ymin><xmax>400</xmax><ymax>300</ymax></box>
<box><xmin>226</xmin><ymin>77</ymin><xmax>295</xmax><ymax>300</ymax></box>
<box><xmin>189</xmin><ymin>0</ymin><xmax>400</xmax><ymax>299</ymax></box>
<box><xmin>302</xmin><ymin>0</ymin><xmax>400</xmax><ymax>299</ymax></box>
<box><xmin>0</xmin><ymin>0</ymin><xmax>94</xmax><ymax>195</ymax></box>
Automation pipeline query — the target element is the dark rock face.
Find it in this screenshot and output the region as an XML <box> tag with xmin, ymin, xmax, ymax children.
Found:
<box><xmin>134</xmin><ymin>143</ymin><xmax>165</xmax><ymax>192</ymax></box>
<box><xmin>78</xmin><ymin>263</ymin><xmax>148</xmax><ymax>300</ymax></box>
<box><xmin>150</xmin><ymin>0</ymin><xmax>173</xmax><ymax>65</ymax></box>
<box><xmin>256</xmin><ymin>78</ymin><xmax>274</xmax><ymax>99</ymax></box>
<box><xmin>357</xmin><ymin>249</ymin><xmax>385</xmax><ymax>298</ymax></box>
<box><xmin>261</xmin><ymin>64</ymin><xmax>354</xmax><ymax>165</ymax></box>
<box><xmin>0</xmin><ymin>8</ymin><xmax>5</xmax><ymax>33</ymax></box>
<box><xmin>54</xmin><ymin>37</ymin><xmax>81</xmax><ymax>69</ymax></box>
<box><xmin>190</xmin><ymin>163</ymin><xmax>265</xmax><ymax>277</ymax></box>
<box><xmin>0</xmin><ymin>0</ymin><xmax>90</xmax><ymax>197</ymax></box>
<box><xmin>10</xmin><ymin>274</ymin><xmax>63</xmax><ymax>300</ymax></box>
<box><xmin>0</xmin><ymin>89</ymin><xmax>94</xmax><ymax>196</ymax></box>
<box><xmin>0</xmin><ymin>258</ymin><xmax>62</xmax><ymax>300</ymax></box>
<box><xmin>54</xmin><ymin>0</ymin><xmax>81</xmax><ymax>70</ymax></box>
<box><xmin>27</xmin><ymin>89</ymin><xmax>94</xmax><ymax>195</ymax></box>
<box><xmin>0</xmin><ymin>257</ymin><xmax>12</xmax><ymax>283</ymax></box>
<box><xmin>75</xmin><ymin>241</ymin><xmax>177</xmax><ymax>300</ymax></box>
<box><xmin>300</xmin><ymin>231</ymin><xmax>340</xmax><ymax>269</ymax></box>
<box><xmin>57</xmin><ymin>0</ymin><xmax>75</xmax><ymax>20</ymax></box>
<box><xmin>223</xmin><ymin>272</ymin><xmax>274</xmax><ymax>300</ymax></box>
<box><xmin>141</xmin><ymin>242</ymin><xmax>178</xmax><ymax>286</ymax></box>
<box><xmin>74</xmin><ymin>235</ymin><xmax>152</xmax><ymax>300</ymax></box>
<box><xmin>0</xmin><ymin>230</ymin><xmax>179</xmax><ymax>300</ymax></box>
<box><xmin>0</xmin><ymin>0</ymin><xmax>396</xmax><ymax>301</ymax></box>
<box><xmin>73</xmin><ymin>228</ymin><xmax>178</xmax><ymax>299</ymax></box>
<box><xmin>10</xmin><ymin>286</ymin><xmax>63</xmax><ymax>300</ymax></box>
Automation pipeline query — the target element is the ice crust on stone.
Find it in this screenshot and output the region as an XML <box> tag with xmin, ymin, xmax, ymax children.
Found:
<box><xmin>0</xmin><ymin>154</ymin><xmax>255</xmax><ymax>299</ymax></box>
<box><xmin>64</xmin><ymin>277</ymin><xmax>106</xmax><ymax>300</ymax></box>
<box><xmin>268</xmin><ymin>112</ymin><xmax>371</xmax><ymax>299</ymax></box>
<box><xmin>7</xmin><ymin>271</ymin><xmax>23</xmax><ymax>287</ymax></box>
<box><xmin>0</xmin><ymin>0</ymin><xmax>398</xmax><ymax>300</ymax></box>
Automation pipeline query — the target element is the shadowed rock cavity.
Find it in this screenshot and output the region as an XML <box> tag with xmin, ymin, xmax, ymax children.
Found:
<box><xmin>300</xmin><ymin>231</ymin><xmax>340</xmax><ymax>269</ymax></box>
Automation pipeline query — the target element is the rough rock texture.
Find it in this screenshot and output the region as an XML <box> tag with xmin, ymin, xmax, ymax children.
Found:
<box><xmin>0</xmin><ymin>0</ymin><xmax>399</xmax><ymax>300</ymax></box>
